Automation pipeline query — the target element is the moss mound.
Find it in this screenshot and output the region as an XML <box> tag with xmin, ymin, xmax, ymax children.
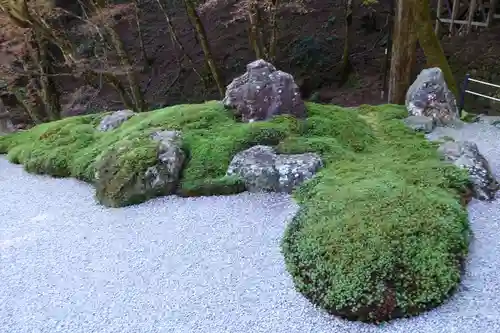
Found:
<box><xmin>0</xmin><ymin>101</ymin><xmax>470</xmax><ymax>322</ymax></box>
<box><xmin>283</xmin><ymin>105</ymin><xmax>470</xmax><ymax>322</ymax></box>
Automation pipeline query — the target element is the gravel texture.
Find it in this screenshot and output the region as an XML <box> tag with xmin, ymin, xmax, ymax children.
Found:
<box><xmin>2</xmin><ymin>121</ymin><xmax>500</xmax><ymax>333</ymax></box>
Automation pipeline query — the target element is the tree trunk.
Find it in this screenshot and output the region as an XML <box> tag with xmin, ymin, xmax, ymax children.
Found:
<box><xmin>11</xmin><ymin>87</ymin><xmax>42</xmax><ymax>124</ymax></box>
<box><xmin>183</xmin><ymin>0</ymin><xmax>225</xmax><ymax>97</ymax></box>
<box><xmin>268</xmin><ymin>0</ymin><xmax>280</xmax><ymax>63</ymax></box>
<box><xmin>105</xmin><ymin>26</ymin><xmax>146</xmax><ymax>112</ymax></box>
<box><xmin>155</xmin><ymin>0</ymin><xmax>205</xmax><ymax>88</ymax></box>
<box><xmin>132</xmin><ymin>0</ymin><xmax>149</xmax><ymax>70</ymax></box>
<box><xmin>248</xmin><ymin>0</ymin><xmax>265</xmax><ymax>59</ymax></box>
<box><xmin>413</xmin><ymin>0</ymin><xmax>458</xmax><ymax>96</ymax></box>
<box><xmin>33</xmin><ymin>29</ymin><xmax>62</xmax><ymax>121</ymax></box>
<box><xmin>339</xmin><ymin>0</ymin><xmax>354</xmax><ymax>87</ymax></box>
<box><xmin>388</xmin><ymin>0</ymin><xmax>417</xmax><ymax>104</ymax></box>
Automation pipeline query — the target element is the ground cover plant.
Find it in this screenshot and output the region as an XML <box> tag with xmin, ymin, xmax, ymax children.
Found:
<box><xmin>0</xmin><ymin>101</ymin><xmax>470</xmax><ymax>323</ymax></box>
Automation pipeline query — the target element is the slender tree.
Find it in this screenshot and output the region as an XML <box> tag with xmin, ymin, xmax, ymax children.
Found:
<box><xmin>183</xmin><ymin>0</ymin><xmax>225</xmax><ymax>97</ymax></box>
<box><xmin>413</xmin><ymin>0</ymin><xmax>458</xmax><ymax>95</ymax></box>
<box><xmin>339</xmin><ymin>0</ymin><xmax>354</xmax><ymax>87</ymax></box>
<box><xmin>388</xmin><ymin>0</ymin><xmax>417</xmax><ymax>104</ymax></box>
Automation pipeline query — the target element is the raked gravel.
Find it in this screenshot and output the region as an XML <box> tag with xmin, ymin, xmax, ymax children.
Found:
<box><xmin>2</xmin><ymin>120</ymin><xmax>500</xmax><ymax>333</ymax></box>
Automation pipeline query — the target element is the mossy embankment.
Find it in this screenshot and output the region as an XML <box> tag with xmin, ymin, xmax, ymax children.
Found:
<box><xmin>0</xmin><ymin>101</ymin><xmax>470</xmax><ymax>323</ymax></box>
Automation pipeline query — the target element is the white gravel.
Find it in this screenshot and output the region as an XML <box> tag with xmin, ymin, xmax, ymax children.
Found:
<box><xmin>1</xmin><ymin>121</ymin><xmax>500</xmax><ymax>333</ymax></box>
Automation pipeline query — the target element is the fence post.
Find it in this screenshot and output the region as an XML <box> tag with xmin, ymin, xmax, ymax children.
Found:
<box><xmin>457</xmin><ymin>73</ymin><xmax>470</xmax><ymax>116</ymax></box>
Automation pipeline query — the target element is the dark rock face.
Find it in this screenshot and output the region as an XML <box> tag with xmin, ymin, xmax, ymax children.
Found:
<box><xmin>438</xmin><ymin>140</ymin><xmax>499</xmax><ymax>201</ymax></box>
<box><xmin>54</xmin><ymin>0</ymin><xmax>87</xmax><ymax>16</ymax></box>
<box><xmin>226</xmin><ymin>145</ymin><xmax>323</xmax><ymax>193</ymax></box>
<box><xmin>223</xmin><ymin>59</ymin><xmax>307</xmax><ymax>122</ymax></box>
<box><xmin>406</xmin><ymin>67</ymin><xmax>459</xmax><ymax>126</ymax></box>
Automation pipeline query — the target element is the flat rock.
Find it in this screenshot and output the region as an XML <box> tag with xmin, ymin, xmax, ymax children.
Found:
<box><xmin>403</xmin><ymin>115</ymin><xmax>435</xmax><ymax>133</ymax></box>
<box><xmin>97</xmin><ymin>109</ymin><xmax>135</xmax><ymax>132</ymax></box>
<box><xmin>226</xmin><ymin>145</ymin><xmax>323</xmax><ymax>193</ymax></box>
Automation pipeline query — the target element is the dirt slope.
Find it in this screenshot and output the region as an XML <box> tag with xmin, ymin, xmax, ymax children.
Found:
<box><xmin>0</xmin><ymin>0</ymin><xmax>499</xmax><ymax>123</ymax></box>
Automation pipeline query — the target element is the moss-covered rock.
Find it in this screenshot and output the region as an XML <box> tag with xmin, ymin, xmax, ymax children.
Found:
<box><xmin>94</xmin><ymin>130</ymin><xmax>185</xmax><ymax>207</ymax></box>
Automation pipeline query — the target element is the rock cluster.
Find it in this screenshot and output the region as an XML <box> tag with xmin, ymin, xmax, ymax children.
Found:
<box><xmin>403</xmin><ymin>68</ymin><xmax>499</xmax><ymax>201</ymax></box>
<box><xmin>93</xmin><ymin>62</ymin><xmax>321</xmax><ymax>206</ymax></box>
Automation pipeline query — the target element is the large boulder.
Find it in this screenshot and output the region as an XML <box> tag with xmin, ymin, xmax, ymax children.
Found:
<box><xmin>97</xmin><ymin>109</ymin><xmax>135</xmax><ymax>132</ymax></box>
<box><xmin>223</xmin><ymin>59</ymin><xmax>306</xmax><ymax>122</ymax></box>
<box><xmin>438</xmin><ymin>140</ymin><xmax>498</xmax><ymax>201</ymax></box>
<box><xmin>94</xmin><ymin>130</ymin><xmax>185</xmax><ymax>207</ymax></box>
<box><xmin>226</xmin><ymin>145</ymin><xmax>323</xmax><ymax>193</ymax></box>
<box><xmin>406</xmin><ymin>67</ymin><xmax>459</xmax><ymax>126</ymax></box>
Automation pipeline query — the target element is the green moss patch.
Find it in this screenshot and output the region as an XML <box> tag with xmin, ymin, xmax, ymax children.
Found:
<box><xmin>0</xmin><ymin>101</ymin><xmax>470</xmax><ymax>323</ymax></box>
<box><xmin>283</xmin><ymin>104</ymin><xmax>470</xmax><ymax>322</ymax></box>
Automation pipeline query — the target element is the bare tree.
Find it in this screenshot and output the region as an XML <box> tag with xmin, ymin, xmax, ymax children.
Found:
<box><xmin>0</xmin><ymin>0</ymin><xmax>148</xmax><ymax>123</ymax></box>
<box><xmin>183</xmin><ymin>0</ymin><xmax>225</xmax><ymax>97</ymax></box>
<box><xmin>199</xmin><ymin>0</ymin><xmax>308</xmax><ymax>62</ymax></box>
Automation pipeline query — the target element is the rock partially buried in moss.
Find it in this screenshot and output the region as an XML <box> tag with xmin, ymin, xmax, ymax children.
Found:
<box><xmin>438</xmin><ymin>140</ymin><xmax>499</xmax><ymax>200</ymax></box>
<box><xmin>94</xmin><ymin>130</ymin><xmax>185</xmax><ymax>207</ymax></box>
<box><xmin>403</xmin><ymin>115</ymin><xmax>435</xmax><ymax>133</ymax></box>
<box><xmin>97</xmin><ymin>109</ymin><xmax>135</xmax><ymax>132</ymax></box>
<box><xmin>226</xmin><ymin>145</ymin><xmax>323</xmax><ymax>193</ymax></box>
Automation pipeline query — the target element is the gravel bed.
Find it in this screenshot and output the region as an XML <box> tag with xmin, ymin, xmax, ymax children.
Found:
<box><xmin>2</xmin><ymin>121</ymin><xmax>500</xmax><ymax>333</ymax></box>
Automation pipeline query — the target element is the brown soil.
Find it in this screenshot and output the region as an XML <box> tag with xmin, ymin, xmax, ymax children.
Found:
<box><xmin>1</xmin><ymin>0</ymin><xmax>500</xmax><ymax>122</ymax></box>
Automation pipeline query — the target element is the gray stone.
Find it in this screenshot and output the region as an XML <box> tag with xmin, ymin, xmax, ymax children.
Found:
<box><xmin>438</xmin><ymin>140</ymin><xmax>499</xmax><ymax>201</ymax></box>
<box><xmin>97</xmin><ymin>109</ymin><xmax>135</xmax><ymax>132</ymax></box>
<box><xmin>94</xmin><ymin>130</ymin><xmax>185</xmax><ymax>207</ymax></box>
<box><xmin>275</xmin><ymin>154</ymin><xmax>323</xmax><ymax>193</ymax></box>
<box><xmin>406</xmin><ymin>67</ymin><xmax>459</xmax><ymax>126</ymax></box>
<box><xmin>223</xmin><ymin>59</ymin><xmax>306</xmax><ymax>122</ymax></box>
<box><xmin>146</xmin><ymin>130</ymin><xmax>185</xmax><ymax>192</ymax></box>
<box><xmin>226</xmin><ymin>145</ymin><xmax>323</xmax><ymax>193</ymax></box>
<box><xmin>403</xmin><ymin>115</ymin><xmax>436</xmax><ymax>133</ymax></box>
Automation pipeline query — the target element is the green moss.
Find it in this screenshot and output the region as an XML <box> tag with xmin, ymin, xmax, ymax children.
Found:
<box><xmin>94</xmin><ymin>137</ymin><xmax>160</xmax><ymax>207</ymax></box>
<box><xmin>0</xmin><ymin>101</ymin><xmax>470</xmax><ymax>323</ymax></box>
<box><xmin>282</xmin><ymin>104</ymin><xmax>470</xmax><ymax>322</ymax></box>
<box><xmin>178</xmin><ymin>175</ymin><xmax>246</xmax><ymax>197</ymax></box>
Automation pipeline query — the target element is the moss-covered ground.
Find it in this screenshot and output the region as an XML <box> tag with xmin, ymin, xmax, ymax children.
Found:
<box><xmin>0</xmin><ymin>101</ymin><xmax>470</xmax><ymax>323</ymax></box>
